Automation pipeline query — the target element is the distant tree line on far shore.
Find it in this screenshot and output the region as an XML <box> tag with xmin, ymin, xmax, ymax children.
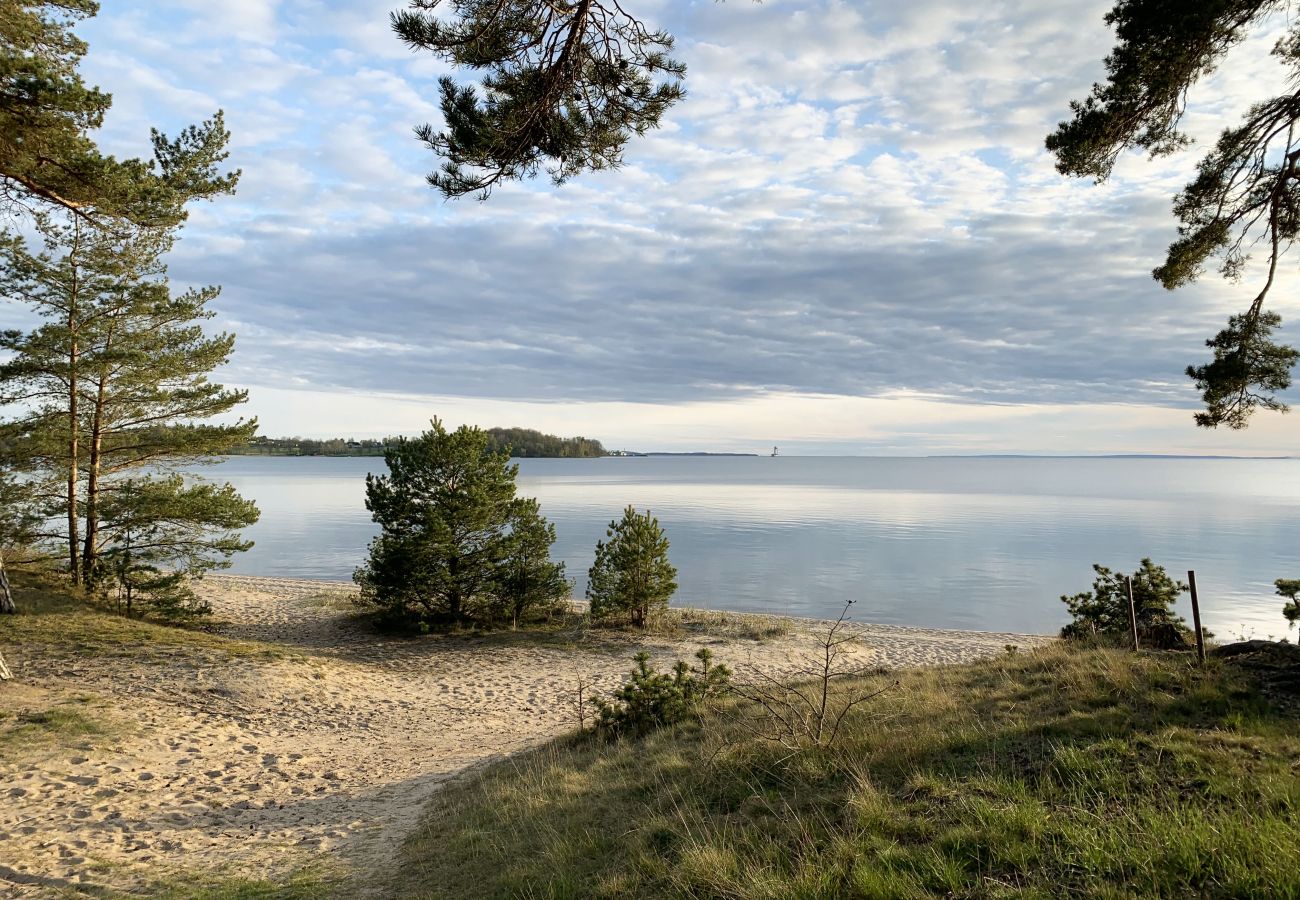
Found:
<box><xmin>229</xmin><ymin>437</ymin><xmax>392</xmax><ymax>457</ymax></box>
<box><xmin>483</xmin><ymin>428</ymin><xmax>606</xmax><ymax>458</ymax></box>
<box><xmin>228</xmin><ymin>428</ymin><xmax>607</xmax><ymax>459</ymax></box>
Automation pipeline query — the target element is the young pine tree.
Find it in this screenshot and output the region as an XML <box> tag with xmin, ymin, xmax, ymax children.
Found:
<box><xmin>1278</xmin><ymin>579</ymin><xmax>1300</xmax><ymax>635</ymax></box>
<box><xmin>356</xmin><ymin>419</ymin><xmax>523</xmax><ymax>627</ymax></box>
<box><xmin>96</xmin><ymin>477</ymin><xmax>257</xmax><ymax>621</ymax></box>
<box><xmin>1060</xmin><ymin>559</ymin><xmax>1194</xmax><ymax>644</ymax></box>
<box><xmin>493</xmin><ymin>497</ymin><xmax>570</xmax><ymax>628</ymax></box>
<box><xmin>586</xmin><ymin>506</ymin><xmax>678</xmax><ymax>627</ymax></box>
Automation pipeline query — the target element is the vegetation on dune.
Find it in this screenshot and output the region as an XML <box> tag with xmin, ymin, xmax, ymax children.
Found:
<box><xmin>1059</xmin><ymin>558</ymin><xmax>1206</xmax><ymax>646</ymax></box>
<box><xmin>0</xmin><ymin>206</ymin><xmax>258</xmax><ymax>619</ymax></box>
<box><xmin>0</xmin><ymin>7</ymin><xmax>254</xmax><ymax>623</ymax></box>
<box><xmin>585</xmin><ymin>649</ymin><xmax>731</xmax><ymax>736</ymax></box>
<box><xmin>394</xmin><ymin>645</ymin><xmax>1300</xmax><ymax>899</ymax></box>
<box><xmin>0</xmin><ymin>694</ymin><xmax>116</xmax><ymax>758</ymax></box>
<box><xmin>355</xmin><ymin>418</ymin><xmax>571</xmax><ymax>630</ymax></box>
<box><xmin>0</xmin><ymin>575</ymin><xmax>289</xmax><ymax>663</ymax></box>
<box><xmin>1280</xmin><ymin>578</ymin><xmax>1300</xmax><ymax>632</ymax></box>
<box><xmin>127</xmin><ymin>868</ymin><xmax>337</xmax><ymax>900</ymax></box>
<box><xmin>587</xmin><ymin>506</ymin><xmax>678</xmax><ymax>628</ymax></box>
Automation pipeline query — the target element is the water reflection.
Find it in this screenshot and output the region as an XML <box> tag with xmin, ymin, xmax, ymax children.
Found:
<box><xmin>212</xmin><ymin>456</ymin><xmax>1300</xmax><ymax>638</ymax></box>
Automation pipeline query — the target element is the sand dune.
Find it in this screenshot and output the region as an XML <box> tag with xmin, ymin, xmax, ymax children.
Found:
<box><xmin>0</xmin><ymin>576</ymin><xmax>1052</xmax><ymax>895</ymax></box>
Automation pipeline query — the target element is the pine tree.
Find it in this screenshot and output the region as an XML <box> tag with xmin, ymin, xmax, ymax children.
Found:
<box><xmin>0</xmin><ymin>213</ymin><xmax>258</xmax><ymax>600</ymax></box>
<box><xmin>586</xmin><ymin>505</ymin><xmax>677</xmax><ymax>627</ymax></box>
<box><xmin>71</xmin><ymin>237</ymin><xmax>257</xmax><ymax>583</ymax></box>
<box><xmin>494</xmin><ymin>497</ymin><xmax>570</xmax><ymax>628</ymax></box>
<box><xmin>392</xmin><ymin>0</ymin><xmax>684</xmax><ymax>199</ymax></box>
<box><xmin>1060</xmin><ymin>559</ymin><xmax>1192</xmax><ymax>642</ymax></box>
<box><xmin>356</xmin><ymin>418</ymin><xmax>524</xmax><ymax>627</ymax></box>
<box><xmin>1278</xmin><ymin>579</ymin><xmax>1300</xmax><ymax>634</ymax></box>
<box><xmin>0</xmin><ymin>218</ymin><xmax>125</xmax><ymax>582</ymax></box>
<box><xmin>95</xmin><ymin>477</ymin><xmax>257</xmax><ymax>621</ymax></box>
<box><xmin>1</xmin><ymin>2</ymin><xmax>239</xmax><ymax>224</ymax></box>
<box><xmin>1048</xmin><ymin>0</ymin><xmax>1300</xmax><ymax>429</ymax></box>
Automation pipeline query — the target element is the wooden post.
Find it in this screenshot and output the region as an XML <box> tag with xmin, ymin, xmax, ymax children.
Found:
<box><xmin>1125</xmin><ymin>575</ymin><xmax>1140</xmax><ymax>651</ymax></box>
<box><xmin>1187</xmin><ymin>570</ymin><xmax>1206</xmax><ymax>665</ymax></box>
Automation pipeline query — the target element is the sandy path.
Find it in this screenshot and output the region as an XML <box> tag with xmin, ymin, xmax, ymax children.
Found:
<box><xmin>0</xmin><ymin>577</ymin><xmax>1052</xmax><ymax>896</ymax></box>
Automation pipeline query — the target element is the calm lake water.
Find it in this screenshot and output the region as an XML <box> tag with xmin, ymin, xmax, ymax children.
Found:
<box><xmin>209</xmin><ymin>455</ymin><xmax>1300</xmax><ymax>637</ymax></box>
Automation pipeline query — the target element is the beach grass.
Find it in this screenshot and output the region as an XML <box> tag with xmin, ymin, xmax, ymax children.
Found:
<box><xmin>392</xmin><ymin>643</ymin><xmax>1300</xmax><ymax>899</ymax></box>
<box><xmin>0</xmin><ymin>694</ymin><xmax>119</xmax><ymax>759</ymax></box>
<box><xmin>132</xmin><ymin>867</ymin><xmax>336</xmax><ymax>900</ymax></box>
<box><xmin>359</xmin><ymin>600</ymin><xmax>797</xmax><ymax>650</ymax></box>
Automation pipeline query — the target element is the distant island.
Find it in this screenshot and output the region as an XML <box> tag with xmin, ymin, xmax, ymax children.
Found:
<box><xmin>482</xmin><ymin>428</ymin><xmax>605</xmax><ymax>458</ymax></box>
<box><xmin>610</xmin><ymin>451</ymin><xmax>759</xmax><ymax>457</ymax></box>
<box><xmin>230</xmin><ymin>430</ymin><xmax>770</xmax><ymax>459</ymax></box>
<box><xmin>230</xmin><ymin>428</ymin><xmax>607</xmax><ymax>459</ymax></box>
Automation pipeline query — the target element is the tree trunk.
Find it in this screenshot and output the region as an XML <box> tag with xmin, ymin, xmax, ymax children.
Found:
<box><xmin>0</xmin><ymin>651</ymin><xmax>12</xmax><ymax>681</ymax></box>
<box><xmin>81</xmin><ymin>374</ymin><xmax>106</xmax><ymax>582</ymax></box>
<box><xmin>448</xmin><ymin>556</ymin><xmax>461</xmax><ymax>621</ymax></box>
<box><xmin>66</xmin><ymin>273</ymin><xmax>81</xmax><ymax>585</ymax></box>
<box><xmin>0</xmin><ymin>551</ymin><xmax>15</xmax><ymax>614</ymax></box>
<box><xmin>66</xmin><ymin>391</ymin><xmax>80</xmax><ymax>584</ymax></box>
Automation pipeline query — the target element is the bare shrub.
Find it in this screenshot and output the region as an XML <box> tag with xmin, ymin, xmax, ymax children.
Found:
<box><xmin>727</xmin><ymin>600</ymin><xmax>895</xmax><ymax>755</ymax></box>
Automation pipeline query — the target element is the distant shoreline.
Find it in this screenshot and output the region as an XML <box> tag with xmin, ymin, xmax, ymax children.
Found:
<box><xmin>219</xmin><ymin>452</ymin><xmax>1295</xmax><ymax>460</ymax></box>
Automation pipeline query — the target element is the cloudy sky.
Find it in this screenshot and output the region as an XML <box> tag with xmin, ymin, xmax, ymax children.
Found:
<box><xmin>72</xmin><ymin>0</ymin><xmax>1300</xmax><ymax>454</ymax></box>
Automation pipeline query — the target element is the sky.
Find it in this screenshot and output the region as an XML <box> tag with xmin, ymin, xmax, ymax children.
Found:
<box><xmin>65</xmin><ymin>0</ymin><xmax>1300</xmax><ymax>454</ymax></box>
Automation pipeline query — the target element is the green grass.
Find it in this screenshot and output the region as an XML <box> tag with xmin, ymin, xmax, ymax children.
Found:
<box><xmin>0</xmin><ymin>577</ymin><xmax>291</xmax><ymax>662</ymax></box>
<box><xmin>0</xmin><ymin>695</ymin><xmax>117</xmax><ymax>758</ymax></box>
<box><xmin>392</xmin><ymin>645</ymin><xmax>1300</xmax><ymax>899</ymax></box>
<box><xmin>126</xmin><ymin>867</ymin><xmax>337</xmax><ymax>899</ymax></box>
<box><xmin>372</xmin><ymin>603</ymin><xmax>795</xmax><ymax>651</ymax></box>
<box><xmin>652</xmin><ymin>607</ymin><xmax>795</xmax><ymax>642</ymax></box>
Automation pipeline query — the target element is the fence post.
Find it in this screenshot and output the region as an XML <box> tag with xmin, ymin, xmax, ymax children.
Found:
<box><xmin>1187</xmin><ymin>570</ymin><xmax>1206</xmax><ymax>665</ymax></box>
<box><xmin>1125</xmin><ymin>575</ymin><xmax>1140</xmax><ymax>651</ymax></box>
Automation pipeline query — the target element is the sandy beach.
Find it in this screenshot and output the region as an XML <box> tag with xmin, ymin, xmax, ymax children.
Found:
<box><xmin>0</xmin><ymin>576</ymin><xmax>1053</xmax><ymax>896</ymax></box>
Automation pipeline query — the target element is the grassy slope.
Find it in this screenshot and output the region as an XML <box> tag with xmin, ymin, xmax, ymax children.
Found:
<box><xmin>394</xmin><ymin>645</ymin><xmax>1300</xmax><ymax>899</ymax></box>
<box><xmin>0</xmin><ymin>578</ymin><xmax>290</xmax><ymax>662</ymax></box>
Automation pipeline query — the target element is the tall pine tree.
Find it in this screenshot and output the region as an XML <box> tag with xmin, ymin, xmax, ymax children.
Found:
<box><xmin>0</xmin><ymin>212</ymin><xmax>258</xmax><ymax>608</ymax></box>
<box><xmin>0</xmin><ymin>218</ymin><xmax>123</xmax><ymax>581</ymax></box>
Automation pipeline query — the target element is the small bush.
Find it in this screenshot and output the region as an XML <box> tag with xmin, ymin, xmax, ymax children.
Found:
<box><xmin>586</xmin><ymin>506</ymin><xmax>677</xmax><ymax>627</ymax></box>
<box><xmin>1060</xmin><ymin>559</ymin><xmax>1201</xmax><ymax>645</ymax></box>
<box><xmin>1278</xmin><ymin>579</ymin><xmax>1300</xmax><ymax>632</ymax></box>
<box><xmin>591</xmin><ymin>650</ymin><xmax>730</xmax><ymax>736</ymax></box>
